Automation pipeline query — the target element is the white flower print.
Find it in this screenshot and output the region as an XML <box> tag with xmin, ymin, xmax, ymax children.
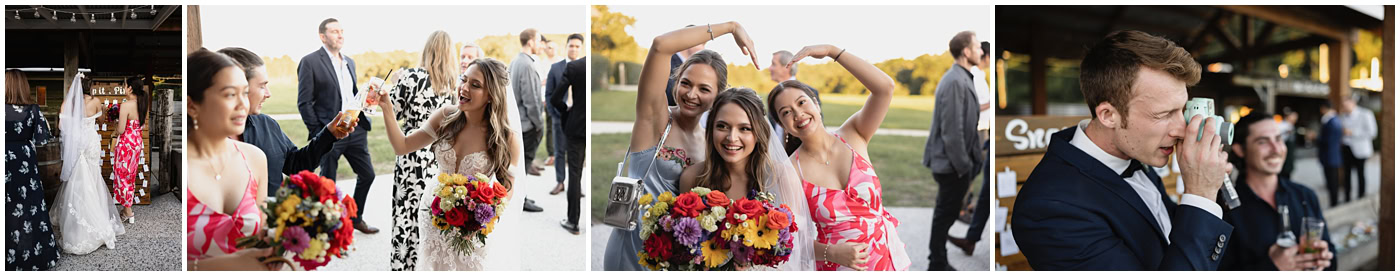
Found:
<box><xmin>24</xmin><ymin>221</ymin><xmax>32</xmax><ymax>233</ymax></box>
<box><xmin>12</xmin><ymin>203</ymin><xmax>22</xmax><ymax>217</ymax></box>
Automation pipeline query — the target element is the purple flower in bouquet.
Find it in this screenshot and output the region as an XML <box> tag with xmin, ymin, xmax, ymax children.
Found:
<box><xmin>473</xmin><ymin>202</ymin><xmax>495</xmax><ymax>225</ymax></box>
<box><xmin>730</xmin><ymin>240</ymin><xmax>754</xmax><ymax>261</ymax></box>
<box><xmin>659</xmin><ymin>215</ymin><xmax>675</xmax><ymax>232</ymax></box>
<box><xmin>282</xmin><ymin>226</ymin><xmax>311</xmax><ymax>253</ymax></box>
<box><xmin>673</xmin><ymin>217</ymin><xmax>703</xmax><ymax>246</ymax></box>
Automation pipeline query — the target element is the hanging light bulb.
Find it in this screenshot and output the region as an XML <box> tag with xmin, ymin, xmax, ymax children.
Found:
<box><xmin>34</xmin><ymin>9</ymin><xmax>40</xmax><ymax>18</ymax></box>
<box><xmin>149</xmin><ymin>6</ymin><xmax>156</xmax><ymax>15</ymax></box>
<box><xmin>69</xmin><ymin>13</ymin><xmax>75</xmax><ymax>22</ymax></box>
<box><xmin>110</xmin><ymin>12</ymin><xmax>115</xmax><ymax>22</ymax></box>
<box><xmin>88</xmin><ymin>14</ymin><xmax>94</xmax><ymax>24</ymax></box>
<box><xmin>51</xmin><ymin>10</ymin><xmax>57</xmax><ymax>20</ymax></box>
<box><xmin>130</xmin><ymin>10</ymin><xmax>136</xmax><ymax>19</ymax></box>
<box><xmin>14</xmin><ymin>10</ymin><xmax>20</xmax><ymax>20</ymax></box>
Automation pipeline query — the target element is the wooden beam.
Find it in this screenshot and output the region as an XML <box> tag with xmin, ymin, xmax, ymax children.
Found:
<box><xmin>1188</xmin><ymin>10</ymin><xmax>1226</xmax><ymax>53</ymax></box>
<box><xmin>186</xmin><ymin>5</ymin><xmax>201</xmax><ymax>54</ymax></box>
<box><xmin>1255</xmin><ymin>21</ymin><xmax>1276</xmax><ymax>46</ymax></box>
<box><xmin>1379</xmin><ymin>5</ymin><xmax>1394</xmax><ymax>271</ymax></box>
<box><xmin>151</xmin><ymin>5</ymin><xmax>175</xmax><ymax>32</ymax></box>
<box><xmin>1198</xmin><ymin>35</ymin><xmax>1330</xmax><ymax>65</ymax></box>
<box><xmin>120</xmin><ymin>5</ymin><xmax>128</xmax><ymax>28</ymax></box>
<box><xmin>1209</xmin><ymin>14</ymin><xmax>1244</xmax><ymax>55</ymax></box>
<box><xmin>1219</xmin><ymin>5</ymin><xmax>1350</xmax><ymax>40</ymax></box>
<box><xmin>30</xmin><ymin>5</ymin><xmax>57</xmax><ymax>25</ymax></box>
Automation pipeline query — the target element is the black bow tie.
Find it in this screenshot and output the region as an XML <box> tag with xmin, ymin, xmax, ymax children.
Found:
<box><xmin>1121</xmin><ymin>160</ymin><xmax>1145</xmax><ymax>178</ymax></box>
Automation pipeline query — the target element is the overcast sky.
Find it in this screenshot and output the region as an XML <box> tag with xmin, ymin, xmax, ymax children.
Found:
<box><xmin>199</xmin><ymin>5</ymin><xmax>586</xmax><ymax>58</ymax></box>
<box><xmin>611</xmin><ymin>5</ymin><xmax>991</xmax><ymax>68</ymax></box>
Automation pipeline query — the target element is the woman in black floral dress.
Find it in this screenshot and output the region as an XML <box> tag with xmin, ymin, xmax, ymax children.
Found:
<box><xmin>384</xmin><ymin>30</ymin><xmax>458</xmax><ymax>271</ymax></box>
<box><xmin>5</xmin><ymin>69</ymin><xmax>60</xmax><ymax>270</ymax></box>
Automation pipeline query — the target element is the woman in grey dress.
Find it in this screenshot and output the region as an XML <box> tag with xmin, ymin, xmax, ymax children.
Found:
<box><xmin>601</xmin><ymin>21</ymin><xmax>758</xmax><ymax>270</ymax></box>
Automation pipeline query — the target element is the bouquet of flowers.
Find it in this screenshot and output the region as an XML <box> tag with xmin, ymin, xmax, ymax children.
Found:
<box><xmin>237</xmin><ymin>170</ymin><xmax>358</xmax><ymax>271</ymax></box>
<box><xmin>427</xmin><ymin>173</ymin><xmax>507</xmax><ymax>255</ymax></box>
<box><xmin>636</xmin><ymin>187</ymin><xmax>797</xmax><ymax>270</ymax></box>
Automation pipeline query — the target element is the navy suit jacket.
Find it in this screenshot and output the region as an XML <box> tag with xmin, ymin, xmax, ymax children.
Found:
<box><xmin>1316</xmin><ymin>116</ymin><xmax>1343</xmax><ymax>168</ymax></box>
<box><xmin>551</xmin><ymin>57</ymin><xmax>587</xmax><ymax>139</ymax></box>
<box><xmin>297</xmin><ymin>47</ymin><xmax>370</xmax><ymax>137</ymax></box>
<box><xmin>1011</xmin><ymin>126</ymin><xmax>1234</xmax><ymax>270</ymax></box>
<box><xmin>545</xmin><ymin>59</ymin><xmax>568</xmax><ymax>115</ymax></box>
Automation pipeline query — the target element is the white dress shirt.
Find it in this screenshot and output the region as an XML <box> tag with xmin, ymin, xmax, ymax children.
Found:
<box><xmin>324</xmin><ymin>45</ymin><xmax>356</xmax><ymax>111</ymax></box>
<box><xmin>971</xmin><ymin>66</ymin><xmax>991</xmax><ymax>131</ymax></box>
<box><xmin>1340</xmin><ymin>106</ymin><xmax>1377</xmax><ymax>158</ymax></box>
<box><xmin>1068</xmin><ymin>119</ymin><xmax>1224</xmax><ymax>243</ymax></box>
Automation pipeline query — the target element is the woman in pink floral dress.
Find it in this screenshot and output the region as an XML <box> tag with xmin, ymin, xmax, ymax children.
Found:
<box><xmin>113</xmin><ymin>76</ymin><xmax>149</xmax><ymax>223</ymax></box>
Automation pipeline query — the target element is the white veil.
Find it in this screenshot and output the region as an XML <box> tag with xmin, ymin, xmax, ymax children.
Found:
<box><xmin>765</xmin><ymin>124</ymin><xmax>817</xmax><ymax>271</ymax></box>
<box><xmin>481</xmin><ymin>71</ymin><xmax>526</xmax><ymax>270</ymax></box>
<box><xmin>58</xmin><ymin>73</ymin><xmax>90</xmax><ymax>181</ymax></box>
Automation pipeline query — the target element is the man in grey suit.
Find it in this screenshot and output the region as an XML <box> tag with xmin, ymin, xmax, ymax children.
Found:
<box><xmin>923</xmin><ymin>30</ymin><xmax>985</xmax><ymax>271</ymax></box>
<box><xmin>511</xmin><ymin>28</ymin><xmax>547</xmax><ymax>177</ymax></box>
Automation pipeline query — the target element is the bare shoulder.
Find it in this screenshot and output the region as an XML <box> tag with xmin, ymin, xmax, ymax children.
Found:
<box><xmin>233</xmin><ymin>140</ymin><xmax>269</xmax><ymax>167</ymax></box>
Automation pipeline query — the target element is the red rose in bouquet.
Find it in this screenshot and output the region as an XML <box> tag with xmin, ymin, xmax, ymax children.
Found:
<box><xmin>470</xmin><ymin>183</ymin><xmax>497</xmax><ymax>204</ymax></box>
<box><xmin>672</xmin><ymin>192</ymin><xmax>706</xmax><ymax>217</ymax></box>
<box><xmin>445</xmin><ymin>206</ymin><xmax>470</xmax><ymax>227</ymax></box>
<box><xmin>734</xmin><ymin>198</ymin><xmax>765</xmax><ymax>219</ymax></box>
<box><xmin>705</xmin><ymin>191</ymin><xmax>730</xmax><ymax>207</ymax></box>
<box><xmin>644</xmin><ymin>232</ymin><xmax>675</xmax><ymax>260</ymax></box>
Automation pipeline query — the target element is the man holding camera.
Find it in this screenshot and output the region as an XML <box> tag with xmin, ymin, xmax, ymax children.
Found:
<box><xmin>1218</xmin><ymin>113</ymin><xmax>1335</xmax><ymax>271</ymax></box>
<box><xmin>1011</xmin><ymin>30</ymin><xmax>1235</xmax><ymax>270</ymax></box>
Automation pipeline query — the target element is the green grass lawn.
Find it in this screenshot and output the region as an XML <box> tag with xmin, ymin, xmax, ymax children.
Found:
<box><xmin>590</xmin><ymin>133</ymin><xmax>947</xmax><ymax>222</ymax></box>
<box><xmin>260</xmin><ymin>77</ymin><xmax>301</xmax><ymax>115</ymax></box>
<box><xmin>592</xmin><ymin>90</ymin><xmax>934</xmax><ymax>130</ymax></box>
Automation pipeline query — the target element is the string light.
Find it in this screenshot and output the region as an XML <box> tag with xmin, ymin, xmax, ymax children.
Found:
<box><xmin>149</xmin><ymin>6</ymin><xmax>156</xmax><ymax>15</ymax></box>
<box><xmin>51</xmin><ymin>10</ymin><xmax>56</xmax><ymax>20</ymax></box>
<box><xmin>14</xmin><ymin>10</ymin><xmax>19</xmax><ymax>20</ymax></box>
<box><xmin>89</xmin><ymin>14</ymin><xmax>95</xmax><ymax>24</ymax></box>
<box><xmin>130</xmin><ymin>10</ymin><xmax>136</xmax><ymax>19</ymax></box>
<box><xmin>33</xmin><ymin>9</ymin><xmax>40</xmax><ymax>18</ymax></box>
<box><xmin>110</xmin><ymin>12</ymin><xmax>116</xmax><ymax>22</ymax></box>
<box><xmin>69</xmin><ymin>13</ymin><xmax>75</xmax><ymax>22</ymax></box>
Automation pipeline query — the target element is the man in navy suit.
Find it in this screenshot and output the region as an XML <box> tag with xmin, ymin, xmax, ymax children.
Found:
<box><xmin>546</xmin><ymin>33</ymin><xmax>584</xmax><ymax>196</ymax></box>
<box><xmin>297</xmin><ymin>18</ymin><xmax>378</xmax><ymax>234</ymax></box>
<box><xmin>1316</xmin><ymin>102</ymin><xmax>1346</xmax><ymax>207</ymax></box>
<box><xmin>1011</xmin><ymin>30</ymin><xmax>1234</xmax><ymax>270</ymax></box>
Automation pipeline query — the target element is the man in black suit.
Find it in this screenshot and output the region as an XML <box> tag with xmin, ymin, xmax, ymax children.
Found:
<box><xmin>1011</xmin><ymin>30</ymin><xmax>1234</xmax><ymax>270</ymax></box>
<box><xmin>551</xmin><ymin>56</ymin><xmax>587</xmax><ymax>235</ymax></box>
<box><xmin>546</xmin><ymin>34</ymin><xmax>584</xmax><ymax>196</ymax></box>
<box><xmin>297</xmin><ymin>18</ymin><xmax>378</xmax><ymax>234</ymax></box>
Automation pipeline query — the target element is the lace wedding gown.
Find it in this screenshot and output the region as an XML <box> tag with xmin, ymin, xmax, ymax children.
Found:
<box><xmin>415</xmin><ymin>147</ymin><xmax>524</xmax><ymax>271</ymax></box>
<box><xmin>51</xmin><ymin>112</ymin><xmax>126</xmax><ymax>255</ymax></box>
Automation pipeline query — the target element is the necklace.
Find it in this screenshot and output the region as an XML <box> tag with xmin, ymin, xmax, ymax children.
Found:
<box><xmin>206</xmin><ymin>149</ymin><xmax>226</xmax><ymax>181</ymax></box>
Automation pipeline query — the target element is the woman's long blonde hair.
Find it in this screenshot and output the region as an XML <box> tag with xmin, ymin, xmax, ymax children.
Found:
<box><xmin>422</xmin><ymin>30</ymin><xmax>458</xmax><ymax>96</ymax></box>
<box><xmin>435</xmin><ymin>58</ymin><xmax>515</xmax><ymax>190</ymax></box>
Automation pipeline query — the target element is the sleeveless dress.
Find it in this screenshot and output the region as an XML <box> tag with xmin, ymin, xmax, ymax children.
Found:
<box><xmin>602</xmin><ymin>144</ymin><xmax>690</xmax><ymax>270</ymax></box>
<box><xmin>113</xmin><ymin>119</ymin><xmax>144</xmax><ymax>207</ymax></box>
<box><xmin>796</xmin><ymin>135</ymin><xmax>911</xmax><ymax>271</ymax></box>
<box><xmin>50</xmin><ymin>112</ymin><xmax>126</xmax><ymax>255</ymax></box>
<box><xmin>186</xmin><ymin>144</ymin><xmax>262</xmax><ymax>261</ymax></box>
<box><xmin>5</xmin><ymin>104</ymin><xmax>60</xmax><ymax>270</ymax></box>
<box><xmin>414</xmin><ymin>129</ymin><xmax>524</xmax><ymax>270</ymax></box>
<box><xmin>388</xmin><ymin>68</ymin><xmax>451</xmax><ymax>271</ymax></box>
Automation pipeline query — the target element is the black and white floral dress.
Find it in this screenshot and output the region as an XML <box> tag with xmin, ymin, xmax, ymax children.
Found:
<box><xmin>5</xmin><ymin>104</ymin><xmax>59</xmax><ymax>270</ymax></box>
<box><xmin>389</xmin><ymin>68</ymin><xmax>453</xmax><ymax>271</ymax></box>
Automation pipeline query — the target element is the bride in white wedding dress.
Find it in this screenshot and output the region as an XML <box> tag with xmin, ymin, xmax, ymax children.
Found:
<box><xmin>52</xmin><ymin>73</ymin><xmax>126</xmax><ymax>255</ymax></box>
<box><xmin>375</xmin><ymin>58</ymin><xmax>525</xmax><ymax>271</ymax></box>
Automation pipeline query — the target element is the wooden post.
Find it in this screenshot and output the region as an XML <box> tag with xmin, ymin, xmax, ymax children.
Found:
<box><xmin>1030</xmin><ymin>51</ymin><xmax>1048</xmax><ymax>115</ymax></box>
<box><xmin>186</xmin><ymin>5</ymin><xmax>201</xmax><ymax>53</ymax></box>
<box><xmin>64</xmin><ymin>38</ymin><xmax>78</xmax><ymax>97</ymax></box>
<box><xmin>1327</xmin><ymin>35</ymin><xmax>1352</xmax><ymax>108</ymax></box>
<box><xmin>1379</xmin><ymin>5</ymin><xmax>1395</xmax><ymax>271</ymax></box>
